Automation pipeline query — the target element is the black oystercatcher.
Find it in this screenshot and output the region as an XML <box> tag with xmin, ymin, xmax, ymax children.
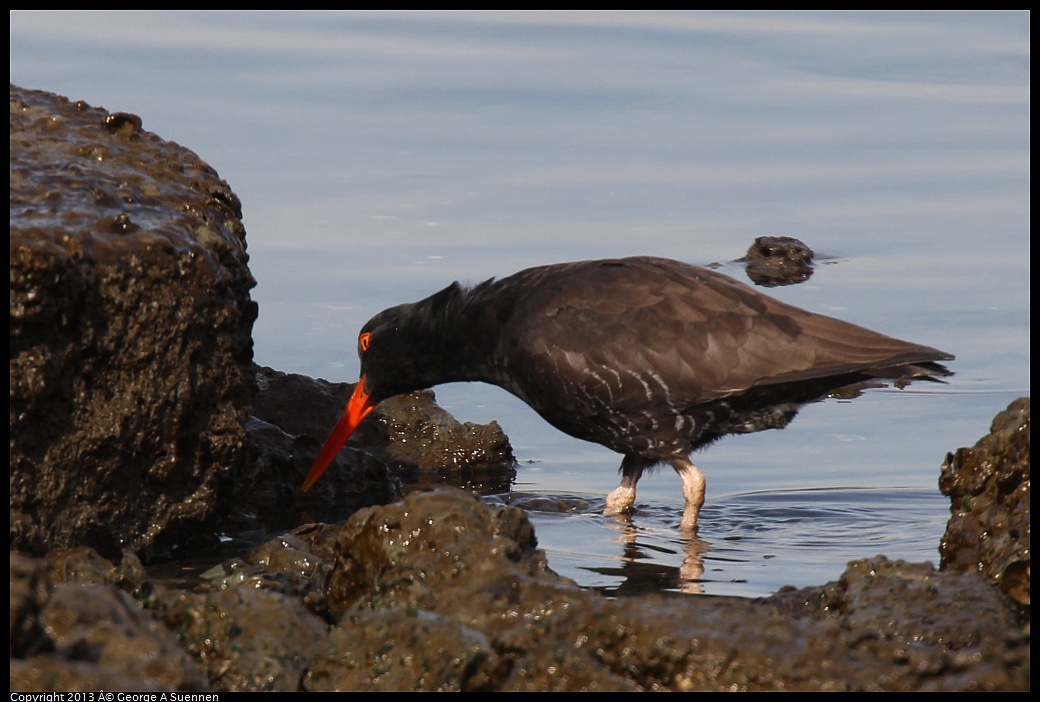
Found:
<box><xmin>302</xmin><ymin>257</ymin><xmax>952</xmax><ymax>530</ymax></box>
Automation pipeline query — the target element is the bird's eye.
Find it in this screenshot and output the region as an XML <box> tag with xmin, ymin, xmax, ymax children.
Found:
<box><xmin>359</xmin><ymin>332</ymin><xmax>372</xmax><ymax>352</ymax></box>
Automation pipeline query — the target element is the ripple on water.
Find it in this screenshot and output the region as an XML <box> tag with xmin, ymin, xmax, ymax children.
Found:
<box><xmin>491</xmin><ymin>487</ymin><xmax>949</xmax><ymax>598</ymax></box>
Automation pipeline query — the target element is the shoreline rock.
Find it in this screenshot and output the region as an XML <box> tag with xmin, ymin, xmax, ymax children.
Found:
<box><xmin>9</xmin><ymin>85</ymin><xmax>1029</xmax><ymax>691</ymax></box>
<box><xmin>11</xmin><ymin>84</ymin><xmax>257</xmax><ymax>560</ymax></box>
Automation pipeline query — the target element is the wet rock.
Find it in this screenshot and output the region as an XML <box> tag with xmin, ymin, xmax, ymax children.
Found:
<box><xmin>244</xmin><ymin>529</ymin><xmax>335</xmax><ymax>604</ymax></box>
<box><xmin>161</xmin><ymin>588</ymin><xmax>327</xmax><ymax>692</ymax></box>
<box><xmin>767</xmin><ymin>557</ymin><xmax>1028</xmax><ymax>690</ymax></box>
<box><xmin>305</xmin><ymin>608</ymin><xmax>505</xmax><ymax>691</ymax></box>
<box><xmin>280</xmin><ymin>490</ymin><xmax>1028</xmax><ymax>691</ymax></box>
<box><xmin>9</xmin><ymin>553</ymin><xmax>208</xmax><ymax>692</ymax></box>
<box><xmin>252</xmin><ymin>365</ymin><xmax>365</xmax><ymax>441</ymax></box>
<box><xmin>378</xmin><ymin>389</ymin><xmax>516</xmax><ymax>492</ymax></box>
<box><xmin>10</xmin><ymin>470</ymin><xmax>1029</xmax><ymax>691</ymax></box>
<box><xmin>236</xmin><ymin>389</ymin><xmax>398</xmax><ymax>539</ymax></box>
<box><xmin>10</xmin><ymin>85</ymin><xmax>257</xmax><ymax>560</ymax></box>
<box><xmin>10</xmin><ymin>658</ymin><xmax>172</xmax><ymax>694</ymax></box>
<box><xmin>741</xmin><ymin>236</ymin><xmax>815</xmax><ymax>287</ymax></box>
<box><xmin>313</xmin><ymin>489</ymin><xmax>550</xmax><ymax>620</ymax></box>
<box><xmin>939</xmin><ymin>398</ymin><xmax>1030</xmax><ymax>607</ymax></box>
<box><xmin>10</xmin><ymin>552</ymin><xmax>53</xmax><ymax>659</ymax></box>
<box><xmin>247</xmin><ymin>366</ymin><xmax>514</xmax><ymax>528</ymax></box>
<box><xmin>249</xmin><ymin>367</ymin><xmax>397</xmax><ymax>524</ymax></box>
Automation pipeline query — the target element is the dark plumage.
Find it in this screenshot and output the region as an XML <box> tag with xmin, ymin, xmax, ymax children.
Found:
<box><xmin>303</xmin><ymin>256</ymin><xmax>952</xmax><ymax>530</ymax></box>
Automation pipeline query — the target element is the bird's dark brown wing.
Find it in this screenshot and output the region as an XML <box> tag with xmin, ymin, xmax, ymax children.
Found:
<box><xmin>493</xmin><ymin>257</ymin><xmax>950</xmax><ymax>416</ymax></box>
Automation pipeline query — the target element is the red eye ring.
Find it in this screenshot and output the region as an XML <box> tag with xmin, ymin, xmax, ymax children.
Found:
<box><xmin>359</xmin><ymin>332</ymin><xmax>371</xmax><ymax>352</ymax></box>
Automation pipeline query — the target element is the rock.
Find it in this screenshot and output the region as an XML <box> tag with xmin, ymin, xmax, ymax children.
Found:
<box><xmin>10</xmin><ymin>552</ymin><xmax>52</xmax><ymax>659</ymax></box>
<box><xmin>939</xmin><ymin>397</ymin><xmax>1030</xmax><ymax>607</ymax></box>
<box><xmin>377</xmin><ymin>389</ymin><xmax>516</xmax><ymax>492</ymax></box>
<box><xmin>261</xmin><ymin>490</ymin><xmax>1029</xmax><ymax>691</ymax></box>
<box><xmin>235</xmin><ymin>366</ymin><xmax>399</xmax><ymax>537</ymax></box>
<box><xmin>305</xmin><ymin>608</ymin><xmax>505</xmax><ymax>691</ymax></box>
<box><xmin>9</xmin><ymin>552</ymin><xmax>207</xmax><ymax>691</ymax></box>
<box><xmin>741</xmin><ymin>236</ymin><xmax>815</xmax><ymax>287</ymax></box>
<box><xmin>10</xmin><ymin>85</ymin><xmax>257</xmax><ymax>560</ymax></box>
<box><xmin>161</xmin><ymin>588</ymin><xmax>328</xmax><ymax>692</ymax></box>
<box><xmin>9</xmin><ymin>464</ymin><xmax>1029</xmax><ymax>691</ymax></box>
<box><xmin>245</xmin><ymin>366</ymin><xmax>515</xmax><ymax>529</ymax></box>
<box><xmin>252</xmin><ymin>366</ymin><xmax>515</xmax><ymax>489</ymax></box>
<box><xmin>767</xmin><ymin>557</ymin><xmax>1028</xmax><ymax>690</ymax></box>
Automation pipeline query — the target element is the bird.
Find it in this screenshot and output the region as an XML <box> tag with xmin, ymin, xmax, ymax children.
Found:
<box><xmin>301</xmin><ymin>256</ymin><xmax>952</xmax><ymax>530</ymax></box>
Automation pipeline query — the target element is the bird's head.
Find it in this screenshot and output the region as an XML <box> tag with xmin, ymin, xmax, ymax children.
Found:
<box><xmin>301</xmin><ymin>283</ymin><xmax>467</xmax><ymax>491</ymax></box>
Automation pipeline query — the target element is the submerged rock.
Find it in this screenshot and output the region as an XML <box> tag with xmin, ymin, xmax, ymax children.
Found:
<box><xmin>741</xmin><ymin>235</ymin><xmax>815</xmax><ymax>287</ymax></box>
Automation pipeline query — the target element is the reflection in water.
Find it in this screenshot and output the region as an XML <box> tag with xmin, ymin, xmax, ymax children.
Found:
<box><xmin>597</xmin><ymin>514</ymin><xmax>709</xmax><ymax>596</ymax></box>
<box><xmin>504</xmin><ymin>486</ymin><xmax>949</xmax><ymax>599</ymax></box>
<box><xmin>496</xmin><ymin>492</ymin><xmax>714</xmax><ymax>596</ymax></box>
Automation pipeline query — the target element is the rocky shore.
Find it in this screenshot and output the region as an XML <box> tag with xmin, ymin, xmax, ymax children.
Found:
<box><xmin>10</xmin><ymin>85</ymin><xmax>1029</xmax><ymax>691</ymax></box>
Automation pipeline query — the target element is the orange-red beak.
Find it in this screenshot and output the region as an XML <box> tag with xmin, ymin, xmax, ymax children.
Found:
<box><xmin>301</xmin><ymin>375</ymin><xmax>376</xmax><ymax>491</ymax></box>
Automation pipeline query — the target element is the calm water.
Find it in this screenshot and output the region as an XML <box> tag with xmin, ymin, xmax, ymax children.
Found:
<box><xmin>11</xmin><ymin>11</ymin><xmax>1029</xmax><ymax>597</ymax></box>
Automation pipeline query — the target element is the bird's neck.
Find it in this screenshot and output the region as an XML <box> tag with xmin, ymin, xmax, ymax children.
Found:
<box><xmin>403</xmin><ymin>279</ymin><xmax>520</xmax><ymax>387</ymax></box>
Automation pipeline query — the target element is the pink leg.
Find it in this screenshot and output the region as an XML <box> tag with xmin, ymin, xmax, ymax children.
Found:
<box><xmin>670</xmin><ymin>458</ymin><xmax>705</xmax><ymax>531</ymax></box>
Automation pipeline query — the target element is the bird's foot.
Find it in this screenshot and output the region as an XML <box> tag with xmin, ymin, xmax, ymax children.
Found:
<box><xmin>679</xmin><ymin>504</ymin><xmax>700</xmax><ymax>532</ymax></box>
<box><xmin>604</xmin><ymin>485</ymin><xmax>636</xmax><ymax>516</ymax></box>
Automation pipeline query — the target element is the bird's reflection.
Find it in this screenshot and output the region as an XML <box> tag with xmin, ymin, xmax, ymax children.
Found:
<box><xmin>587</xmin><ymin>510</ymin><xmax>710</xmax><ymax>596</ymax></box>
